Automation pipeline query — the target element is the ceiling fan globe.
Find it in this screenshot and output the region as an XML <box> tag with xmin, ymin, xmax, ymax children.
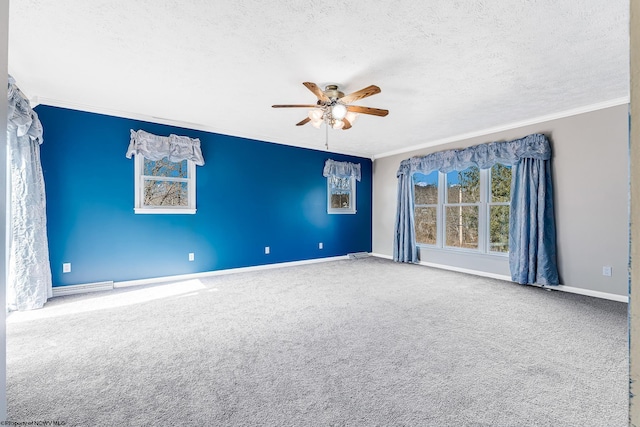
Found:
<box><xmin>331</xmin><ymin>103</ymin><xmax>347</xmax><ymax>120</ymax></box>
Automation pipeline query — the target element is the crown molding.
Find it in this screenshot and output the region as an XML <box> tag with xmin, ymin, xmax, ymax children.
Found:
<box><xmin>373</xmin><ymin>96</ymin><xmax>630</xmax><ymax>160</ymax></box>
<box><xmin>33</xmin><ymin>95</ymin><xmax>629</xmax><ymax>162</ymax></box>
<box><xmin>33</xmin><ymin>97</ymin><xmax>374</xmax><ymax>160</ymax></box>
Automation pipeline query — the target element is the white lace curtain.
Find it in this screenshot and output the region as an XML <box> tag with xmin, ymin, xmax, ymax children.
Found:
<box><xmin>323</xmin><ymin>159</ymin><xmax>361</xmax><ymax>191</ymax></box>
<box><xmin>126</xmin><ymin>129</ymin><xmax>205</xmax><ymax>165</ymax></box>
<box><xmin>323</xmin><ymin>159</ymin><xmax>361</xmax><ymax>181</ymax></box>
<box><xmin>7</xmin><ymin>75</ymin><xmax>52</xmax><ymax>311</ymax></box>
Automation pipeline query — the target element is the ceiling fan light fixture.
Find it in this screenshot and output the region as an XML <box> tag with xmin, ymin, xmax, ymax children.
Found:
<box><xmin>311</xmin><ymin>119</ymin><xmax>323</xmax><ymax>128</ymax></box>
<box><xmin>331</xmin><ymin>103</ymin><xmax>347</xmax><ymax>120</ymax></box>
<box><xmin>345</xmin><ymin>111</ymin><xmax>358</xmax><ymax>123</ymax></box>
<box><xmin>332</xmin><ymin>119</ymin><xmax>345</xmax><ymax>130</ymax></box>
<box><xmin>308</xmin><ymin>108</ymin><xmax>324</xmax><ymax>121</ymax></box>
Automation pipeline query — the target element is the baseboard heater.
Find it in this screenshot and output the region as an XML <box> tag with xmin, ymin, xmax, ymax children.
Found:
<box><xmin>348</xmin><ymin>252</ymin><xmax>370</xmax><ymax>259</ymax></box>
<box><xmin>52</xmin><ymin>281</ymin><xmax>114</xmax><ymax>298</ymax></box>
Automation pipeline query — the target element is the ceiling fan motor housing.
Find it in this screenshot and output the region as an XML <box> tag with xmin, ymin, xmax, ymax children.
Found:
<box><xmin>324</xmin><ymin>85</ymin><xmax>344</xmax><ymax>100</ymax></box>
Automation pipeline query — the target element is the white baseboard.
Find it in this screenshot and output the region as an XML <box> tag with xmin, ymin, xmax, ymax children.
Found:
<box><xmin>418</xmin><ymin>260</ymin><xmax>513</xmax><ymax>282</ymax></box>
<box><xmin>52</xmin><ymin>281</ymin><xmax>114</xmax><ymax>297</ymax></box>
<box><xmin>368</xmin><ymin>253</ymin><xmax>628</xmax><ymax>303</ymax></box>
<box><xmin>536</xmin><ymin>284</ymin><xmax>628</xmax><ymax>303</ymax></box>
<box><xmin>113</xmin><ymin>255</ymin><xmax>350</xmax><ymax>289</ymax></box>
<box><xmin>370</xmin><ymin>252</ymin><xmax>392</xmax><ymax>260</ymax></box>
<box><xmin>52</xmin><ymin>253</ymin><xmax>629</xmax><ymax>304</ymax></box>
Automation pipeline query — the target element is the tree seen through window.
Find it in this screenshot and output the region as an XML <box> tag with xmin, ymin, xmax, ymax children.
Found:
<box><xmin>142</xmin><ymin>158</ymin><xmax>189</xmax><ymax>207</ymax></box>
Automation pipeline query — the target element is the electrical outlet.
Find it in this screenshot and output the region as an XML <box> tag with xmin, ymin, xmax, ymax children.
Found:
<box><xmin>319</xmin><ymin>242</ymin><xmax>323</xmax><ymax>249</ymax></box>
<box><xmin>63</xmin><ymin>263</ymin><xmax>71</xmax><ymax>273</ymax></box>
<box><xmin>188</xmin><ymin>253</ymin><xmax>195</xmax><ymax>261</ymax></box>
<box><xmin>602</xmin><ymin>266</ymin><xmax>612</xmax><ymax>277</ymax></box>
<box><xmin>265</xmin><ymin>246</ymin><xmax>270</xmax><ymax>254</ymax></box>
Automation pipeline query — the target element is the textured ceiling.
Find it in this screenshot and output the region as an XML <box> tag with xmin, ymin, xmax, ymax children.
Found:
<box><xmin>8</xmin><ymin>0</ymin><xmax>629</xmax><ymax>158</ymax></box>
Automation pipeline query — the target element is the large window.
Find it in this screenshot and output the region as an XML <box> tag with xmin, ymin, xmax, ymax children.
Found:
<box><xmin>134</xmin><ymin>155</ymin><xmax>196</xmax><ymax>214</ymax></box>
<box><xmin>413</xmin><ymin>163</ymin><xmax>511</xmax><ymax>254</ymax></box>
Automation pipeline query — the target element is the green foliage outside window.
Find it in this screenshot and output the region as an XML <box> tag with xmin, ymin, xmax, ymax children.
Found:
<box><xmin>489</xmin><ymin>163</ymin><xmax>511</xmax><ymax>252</ymax></box>
<box><xmin>445</xmin><ymin>166</ymin><xmax>479</xmax><ymax>249</ymax></box>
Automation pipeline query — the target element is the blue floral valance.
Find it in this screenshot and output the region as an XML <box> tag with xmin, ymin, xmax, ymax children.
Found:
<box><xmin>323</xmin><ymin>159</ymin><xmax>361</xmax><ymax>181</ymax></box>
<box><xmin>397</xmin><ymin>133</ymin><xmax>551</xmax><ymax>177</ymax></box>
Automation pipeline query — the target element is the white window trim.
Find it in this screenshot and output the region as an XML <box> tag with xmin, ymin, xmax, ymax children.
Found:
<box><xmin>134</xmin><ymin>154</ymin><xmax>197</xmax><ymax>215</ymax></box>
<box><xmin>327</xmin><ymin>176</ymin><xmax>356</xmax><ymax>214</ymax></box>
<box><xmin>415</xmin><ymin>167</ymin><xmax>509</xmax><ymax>257</ymax></box>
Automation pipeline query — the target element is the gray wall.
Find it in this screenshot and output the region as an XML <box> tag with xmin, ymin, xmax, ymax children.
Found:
<box><xmin>373</xmin><ymin>104</ymin><xmax>629</xmax><ymax>297</ymax></box>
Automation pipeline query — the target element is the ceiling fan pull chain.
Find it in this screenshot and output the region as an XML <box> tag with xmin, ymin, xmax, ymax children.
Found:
<box><xmin>325</xmin><ymin>120</ymin><xmax>329</xmax><ymax>150</ymax></box>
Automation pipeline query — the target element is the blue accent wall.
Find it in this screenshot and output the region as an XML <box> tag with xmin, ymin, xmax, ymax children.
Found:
<box><xmin>37</xmin><ymin>106</ymin><xmax>372</xmax><ymax>286</ymax></box>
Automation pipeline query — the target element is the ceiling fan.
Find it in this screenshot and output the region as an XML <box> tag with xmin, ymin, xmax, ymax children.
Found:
<box><xmin>272</xmin><ymin>82</ymin><xmax>389</xmax><ymax>130</ymax></box>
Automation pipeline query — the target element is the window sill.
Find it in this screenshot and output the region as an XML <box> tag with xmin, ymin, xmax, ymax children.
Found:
<box><xmin>328</xmin><ymin>210</ymin><xmax>357</xmax><ymax>215</ymax></box>
<box><xmin>417</xmin><ymin>243</ymin><xmax>508</xmax><ymax>257</ymax></box>
<box><xmin>135</xmin><ymin>208</ymin><xmax>196</xmax><ymax>215</ymax></box>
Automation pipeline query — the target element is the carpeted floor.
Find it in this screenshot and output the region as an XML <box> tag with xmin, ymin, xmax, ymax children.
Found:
<box><xmin>6</xmin><ymin>257</ymin><xmax>628</xmax><ymax>426</ymax></box>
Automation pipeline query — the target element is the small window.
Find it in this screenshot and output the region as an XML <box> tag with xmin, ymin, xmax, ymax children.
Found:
<box><xmin>134</xmin><ymin>155</ymin><xmax>196</xmax><ymax>214</ymax></box>
<box><xmin>327</xmin><ymin>176</ymin><xmax>356</xmax><ymax>214</ymax></box>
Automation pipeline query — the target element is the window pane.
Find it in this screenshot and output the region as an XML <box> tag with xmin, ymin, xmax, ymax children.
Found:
<box><xmin>330</xmin><ymin>191</ymin><xmax>350</xmax><ymax>209</ymax></box>
<box><xmin>330</xmin><ymin>176</ymin><xmax>352</xmax><ymax>191</ymax></box>
<box><xmin>491</xmin><ymin>163</ymin><xmax>512</xmax><ymax>202</ymax></box>
<box><xmin>489</xmin><ymin>205</ymin><xmax>510</xmax><ymax>253</ymax></box>
<box><xmin>415</xmin><ymin>207</ymin><xmax>437</xmax><ymax>245</ymax></box>
<box><xmin>446</xmin><ymin>166</ymin><xmax>479</xmax><ymax>203</ymax></box>
<box><xmin>144</xmin><ymin>157</ymin><xmax>188</xmax><ymax>178</ymax></box>
<box><xmin>413</xmin><ymin>171</ymin><xmax>439</xmax><ymax>205</ymax></box>
<box><xmin>144</xmin><ymin>180</ymin><xmax>188</xmax><ymax>207</ymax></box>
<box><xmin>445</xmin><ymin>205</ymin><xmax>479</xmax><ymax>249</ymax></box>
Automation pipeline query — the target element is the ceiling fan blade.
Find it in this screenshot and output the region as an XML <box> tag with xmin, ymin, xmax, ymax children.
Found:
<box><xmin>296</xmin><ymin>117</ymin><xmax>311</xmax><ymax>126</ymax></box>
<box><xmin>303</xmin><ymin>82</ymin><xmax>330</xmax><ymax>102</ymax></box>
<box><xmin>272</xmin><ymin>104</ymin><xmax>319</xmax><ymax>108</ymax></box>
<box><xmin>342</xmin><ymin>118</ymin><xmax>352</xmax><ymax>130</ymax></box>
<box><xmin>339</xmin><ymin>85</ymin><xmax>381</xmax><ymax>104</ymax></box>
<box><xmin>346</xmin><ymin>105</ymin><xmax>389</xmax><ymax>117</ymax></box>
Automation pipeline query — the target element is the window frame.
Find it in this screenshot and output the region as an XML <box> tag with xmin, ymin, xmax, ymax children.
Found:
<box><xmin>327</xmin><ymin>176</ymin><xmax>356</xmax><ymax>214</ymax></box>
<box><xmin>414</xmin><ymin>165</ymin><xmax>510</xmax><ymax>257</ymax></box>
<box><xmin>443</xmin><ymin>167</ymin><xmax>483</xmax><ymax>252</ymax></box>
<box><xmin>134</xmin><ymin>154</ymin><xmax>197</xmax><ymax>215</ymax></box>
<box><xmin>413</xmin><ymin>171</ymin><xmax>441</xmax><ymax>247</ymax></box>
<box><xmin>486</xmin><ymin>164</ymin><xmax>511</xmax><ymax>254</ymax></box>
